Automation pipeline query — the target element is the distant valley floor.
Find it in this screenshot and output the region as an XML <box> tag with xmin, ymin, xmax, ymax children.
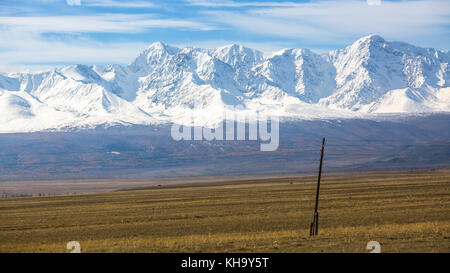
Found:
<box><xmin>0</xmin><ymin>114</ymin><xmax>449</xmax><ymax>183</ymax></box>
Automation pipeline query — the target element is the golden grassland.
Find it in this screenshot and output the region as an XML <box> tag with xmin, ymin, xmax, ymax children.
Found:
<box><xmin>0</xmin><ymin>170</ymin><xmax>449</xmax><ymax>253</ymax></box>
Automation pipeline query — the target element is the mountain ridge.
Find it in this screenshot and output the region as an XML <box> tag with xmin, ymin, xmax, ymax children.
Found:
<box><xmin>0</xmin><ymin>35</ymin><xmax>449</xmax><ymax>133</ymax></box>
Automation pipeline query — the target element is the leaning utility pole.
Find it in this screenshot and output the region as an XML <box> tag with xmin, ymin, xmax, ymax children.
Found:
<box><xmin>310</xmin><ymin>137</ymin><xmax>325</xmax><ymax>236</ymax></box>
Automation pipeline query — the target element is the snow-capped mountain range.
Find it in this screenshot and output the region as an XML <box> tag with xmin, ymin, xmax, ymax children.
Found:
<box><xmin>0</xmin><ymin>35</ymin><xmax>449</xmax><ymax>133</ymax></box>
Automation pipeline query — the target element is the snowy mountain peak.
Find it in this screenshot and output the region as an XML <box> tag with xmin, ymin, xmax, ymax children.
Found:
<box><xmin>359</xmin><ymin>34</ymin><xmax>386</xmax><ymax>43</ymax></box>
<box><xmin>0</xmin><ymin>36</ymin><xmax>449</xmax><ymax>133</ymax></box>
<box><xmin>210</xmin><ymin>44</ymin><xmax>264</xmax><ymax>68</ymax></box>
<box><xmin>146</xmin><ymin>41</ymin><xmax>179</xmax><ymax>54</ymax></box>
<box><xmin>323</xmin><ymin>35</ymin><xmax>449</xmax><ymax>110</ymax></box>
<box><xmin>129</xmin><ymin>42</ymin><xmax>180</xmax><ymax>74</ymax></box>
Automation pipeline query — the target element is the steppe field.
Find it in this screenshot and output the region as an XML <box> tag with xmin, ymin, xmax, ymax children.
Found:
<box><xmin>0</xmin><ymin>170</ymin><xmax>449</xmax><ymax>253</ymax></box>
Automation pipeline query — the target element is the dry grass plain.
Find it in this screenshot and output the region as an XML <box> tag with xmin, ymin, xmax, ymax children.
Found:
<box><xmin>0</xmin><ymin>169</ymin><xmax>449</xmax><ymax>253</ymax></box>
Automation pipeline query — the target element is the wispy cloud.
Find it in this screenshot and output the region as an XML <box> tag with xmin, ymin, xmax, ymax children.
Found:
<box><xmin>66</xmin><ymin>0</ymin><xmax>81</xmax><ymax>6</ymax></box>
<box><xmin>186</xmin><ymin>0</ymin><xmax>298</xmax><ymax>7</ymax></box>
<box><xmin>81</xmin><ymin>0</ymin><xmax>157</xmax><ymax>8</ymax></box>
<box><xmin>0</xmin><ymin>14</ymin><xmax>215</xmax><ymax>34</ymax></box>
<box><xmin>0</xmin><ymin>0</ymin><xmax>448</xmax><ymax>72</ymax></box>
<box><xmin>0</xmin><ymin>12</ymin><xmax>215</xmax><ymax>71</ymax></box>
<box><xmin>0</xmin><ymin>28</ymin><xmax>149</xmax><ymax>72</ymax></box>
<box><xmin>201</xmin><ymin>0</ymin><xmax>450</xmax><ymax>46</ymax></box>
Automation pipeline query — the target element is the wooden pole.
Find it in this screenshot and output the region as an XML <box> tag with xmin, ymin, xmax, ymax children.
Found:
<box><xmin>310</xmin><ymin>137</ymin><xmax>325</xmax><ymax>236</ymax></box>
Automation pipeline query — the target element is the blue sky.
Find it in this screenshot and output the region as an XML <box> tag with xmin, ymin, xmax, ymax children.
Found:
<box><xmin>0</xmin><ymin>0</ymin><xmax>448</xmax><ymax>72</ymax></box>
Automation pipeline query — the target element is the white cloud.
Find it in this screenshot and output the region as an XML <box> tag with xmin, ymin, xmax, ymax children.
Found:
<box><xmin>0</xmin><ymin>14</ymin><xmax>215</xmax><ymax>34</ymax></box>
<box><xmin>186</xmin><ymin>0</ymin><xmax>298</xmax><ymax>7</ymax></box>
<box><xmin>0</xmin><ymin>13</ymin><xmax>214</xmax><ymax>72</ymax></box>
<box><xmin>0</xmin><ymin>29</ymin><xmax>149</xmax><ymax>72</ymax></box>
<box><xmin>367</xmin><ymin>0</ymin><xmax>381</xmax><ymax>6</ymax></box>
<box><xmin>66</xmin><ymin>0</ymin><xmax>81</xmax><ymax>6</ymax></box>
<box><xmin>0</xmin><ymin>62</ymin><xmax>55</xmax><ymax>74</ymax></box>
<box><xmin>82</xmin><ymin>0</ymin><xmax>157</xmax><ymax>8</ymax></box>
<box><xmin>66</xmin><ymin>0</ymin><xmax>158</xmax><ymax>8</ymax></box>
<box><xmin>201</xmin><ymin>0</ymin><xmax>450</xmax><ymax>46</ymax></box>
<box><xmin>1</xmin><ymin>0</ymin><xmax>448</xmax><ymax>72</ymax></box>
